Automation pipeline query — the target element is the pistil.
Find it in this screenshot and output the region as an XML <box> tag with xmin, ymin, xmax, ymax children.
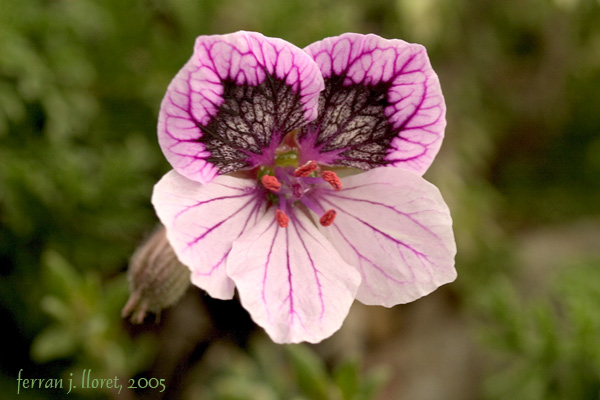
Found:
<box><xmin>261</xmin><ymin>158</ymin><xmax>341</xmax><ymax>229</ymax></box>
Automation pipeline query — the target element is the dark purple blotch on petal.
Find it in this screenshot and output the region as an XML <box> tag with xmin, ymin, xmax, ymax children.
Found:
<box><xmin>299</xmin><ymin>33</ymin><xmax>446</xmax><ymax>175</ymax></box>
<box><xmin>200</xmin><ymin>76</ymin><xmax>306</xmax><ymax>174</ymax></box>
<box><xmin>298</xmin><ymin>78</ymin><xmax>396</xmax><ymax>169</ymax></box>
<box><xmin>158</xmin><ymin>31</ymin><xmax>324</xmax><ymax>184</ymax></box>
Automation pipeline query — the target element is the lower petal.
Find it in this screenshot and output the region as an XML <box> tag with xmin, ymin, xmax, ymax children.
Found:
<box><xmin>152</xmin><ymin>170</ymin><xmax>266</xmax><ymax>300</ymax></box>
<box><xmin>227</xmin><ymin>208</ymin><xmax>360</xmax><ymax>344</ymax></box>
<box><xmin>313</xmin><ymin>167</ymin><xmax>456</xmax><ymax>307</ymax></box>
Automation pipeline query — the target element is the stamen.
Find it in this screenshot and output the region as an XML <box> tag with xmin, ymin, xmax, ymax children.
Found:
<box><xmin>321</xmin><ymin>170</ymin><xmax>342</xmax><ymax>191</ymax></box>
<box><xmin>261</xmin><ymin>175</ymin><xmax>281</xmax><ymax>192</ymax></box>
<box><xmin>275</xmin><ymin>209</ymin><xmax>289</xmax><ymax>228</ymax></box>
<box><xmin>294</xmin><ymin>160</ymin><xmax>318</xmax><ymax>177</ymax></box>
<box><xmin>319</xmin><ymin>209</ymin><xmax>337</xmax><ymax>226</ymax></box>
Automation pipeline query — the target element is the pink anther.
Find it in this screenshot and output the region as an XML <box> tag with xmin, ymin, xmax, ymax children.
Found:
<box><xmin>319</xmin><ymin>209</ymin><xmax>337</xmax><ymax>226</ymax></box>
<box><xmin>275</xmin><ymin>209</ymin><xmax>289</xmax><ymax>228</ymax></box>
<box><xmin>293</xmin><ymin>160</ymin><xmax>318</xmax><ymax>177</ymax></box>
<box><xmin>321</xmin><ymin>170</ymin><xmax>342</xmax><ymax>191</ymax></box>
<box><xmin>261</xmin><ymin>175</ymin><xmax>281</xmax><ymax>192</ymax></box>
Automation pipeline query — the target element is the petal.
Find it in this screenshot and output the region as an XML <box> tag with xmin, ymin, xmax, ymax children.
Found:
<box><xmin>152</xmin><ymin>170</ymin><xmax>266</xmax><ymax>299</ymax></box>
<box><xmin>311</xmin><ymin>167</ymin><xmax>456</xmax><ymax>307</ymax></box>
<box><xmin>227</xmin><ymin>208</ymin><xmax>361</xmax><ymax>343</ymax></box>
<box><xmin>158</xmin><ymin>31</ymin><xmax>325</xmax><ymax>184</ymax></box>
<box><xmin>298</xmin><ymin>33</ymin><xmax>445</xmax><ymax>175</ymax></box>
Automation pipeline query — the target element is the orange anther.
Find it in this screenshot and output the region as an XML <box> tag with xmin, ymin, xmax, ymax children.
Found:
<box><xmin>293</xmin><ymin>160</ymin><xmax>318</xmax><ymax>177</ymax></box>
<box><xmin>321</xmin><ymin>170</ymin><xmax>342</xmax><ymax>191</ymax></box>
<box><xmin>319</xmin><ymin>209</ymin><xmax>337</xmax><ymax>226</ymax></box>
<box><xmin>275</xmin><ymin>209</ymin><xmax>289</xmax><ymax>228</ymax></box>
<box><xmin>261</xmin><ymin>175</ymin><xmax>281</xmax><ymax>192</ymax></box>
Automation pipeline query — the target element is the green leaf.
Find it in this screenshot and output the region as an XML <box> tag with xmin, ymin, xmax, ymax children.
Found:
<box><xmin>333</xmin><ymin>360</ymin><xmax>359</xmax><ymax>400</ymax></box>
<box><xmin>42</xmin><ymin>250</ymin><xmax>81</xmax><ymax>299</ymax></box>
<box><xmin>357</xmin><ymin>366</ymin><xmax>390</xmax><ymax>400</ymax></box>
<box><xmin>39</xmin><ymin>295</ymin><xmax>71</xmax><ymax>322</ymax></box>
<box><xmin>286</xmin><ymin>345</ymin><xmax>330</xmax><ymax>400</ymax></box>
<box><xmin>30</xmin><ymin>325</ymin><xmax>77</xmax><ymax>362</ymax></box>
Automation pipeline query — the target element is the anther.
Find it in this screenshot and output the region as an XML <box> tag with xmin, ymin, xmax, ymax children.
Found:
<box><xmin>261</xmin><ymin>175</ymin><xmax>281</xmax><ymax>192</ymax></box>
<box><xmin>321</xmin><ymin>170</ymin><xmax>342</xmax><ymax>191</ymax></box>
<box><xmin>293</xmin><ymin>160</ymin><xmax>318</xmax><ymax>177</ymax></box>
<box><xmin>319</xmin><ymin>209</ymin><xmax>337</xmax><ymax>226</ymax></box>
<box><xmin>275</xmin><ymin>209</ymin><xmax>289</xmax><ymax>228</ymax></box>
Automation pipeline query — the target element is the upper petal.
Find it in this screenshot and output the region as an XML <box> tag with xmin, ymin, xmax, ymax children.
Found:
<box><xmin>227</xmin><ymin>208</ymin><xmax>361</xmax><ymax>343</ymax></box>
<box><xmin>158</xmin><ymin>31</ymin><xmax>325</xmax><ymax>184</ymax></box>
<box><xmin>311</xmin><ymin>167</ymin><xmax>456</xmax><ymax>307</ymax></box>
<box><xmin>152</xmin><ymin>170</ymin><xmax>266</xmax><ymax>299</ymax></box>
<box><xmin>298</xmin><ymin>33</ymin><xmax>446</xmax><ymax>175</ymax></box>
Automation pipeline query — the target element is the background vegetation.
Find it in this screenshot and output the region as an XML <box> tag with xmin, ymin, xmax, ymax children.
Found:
<box><xmin>1</xmin><ymin>0</ymin><xmax>599</xmax><ymax>399</ymax></box>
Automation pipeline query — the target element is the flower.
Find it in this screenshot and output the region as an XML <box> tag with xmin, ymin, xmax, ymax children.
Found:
<box><xmin>152</xmin><ymin>31</ymin><xmax>456</xmax><ymax>343</ymax></box>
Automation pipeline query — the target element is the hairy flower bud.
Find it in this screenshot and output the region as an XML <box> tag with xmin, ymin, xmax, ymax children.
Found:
<box><xmin>122</xmin><ymin>225</ymin><xmax>190</xmax><ymax>323</ymax></box>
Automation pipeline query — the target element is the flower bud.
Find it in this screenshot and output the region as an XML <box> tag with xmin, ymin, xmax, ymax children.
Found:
<box><xmin>122</xmin><ymin>225</ymin><xmax>190</xmax><ymax>323</ymax></box>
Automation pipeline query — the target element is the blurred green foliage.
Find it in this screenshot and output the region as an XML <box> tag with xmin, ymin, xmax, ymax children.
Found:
<box><xmin>184</xmin><ymin>336</ymin><xmax>388</xmax><ymax>400</ymax></box>
<box><xmin>181</xmin><ymin>337</ymin><xmax>388</xmax><ymax>400</ymax></box>
<box><xmin>31</xmin><ymin>251</ymin><xmax>155</xmax><ymax>378</ymax></box>
<box><xmin>1</xmin><ymin>0</ymin><xmax>600</xmax><ymax>399</ymax></box>
<box><xmin>480</xmin><ymin>257</ymin><xmax>600</xmax><ymax>400</ymax></box>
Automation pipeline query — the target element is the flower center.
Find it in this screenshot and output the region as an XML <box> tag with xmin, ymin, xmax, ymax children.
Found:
<box><xmin>259</xmin><ymin>159</ymin><xmax>341</xmax><ymax>228</ymax></box>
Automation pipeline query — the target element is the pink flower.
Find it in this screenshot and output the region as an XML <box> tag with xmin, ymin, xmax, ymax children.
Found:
<box><xmin>152</xmin><ymin>31</ymin><xmax>456</xmax><ymax>343</ymax></box>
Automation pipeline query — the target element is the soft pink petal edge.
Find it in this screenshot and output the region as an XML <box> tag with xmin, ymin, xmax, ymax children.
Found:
<box><xmin>314</xmin><ymin>167</ymin><xmax>456</xmax><ymax>307</ymax></box>
<box><xmin>151</xmin><ymin>170</ymin><xmax>266</xmax><ymax>300</ymax></box>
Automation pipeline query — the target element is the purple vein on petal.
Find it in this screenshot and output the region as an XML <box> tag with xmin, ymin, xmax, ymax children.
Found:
<box><xmin>326</xmin><ymin>220</ymin><xmax>410</xmax><ymax>286</ymax></box>
<box><xmin>260</xmin><ymin>218</ymin><xmax>278</xmax><ymax>321</ymax></box>
<box><xmin>197</xmin><ymin>249</ymin><xmax>230</xmax><ymax>277</ymax></box>
<box><xmin>315</xmin><ymin>192</ymin><xmax>440</xmax><ymax>291</ymax></box>
<box><xmin>321</xmin><ymin>191</ymin><xmax>443</xmax><ymax>242</ymax></box>
<box><xmin>284</xmin><ymin>223</ymin><xmax>296</xmax><ymax>324</ymax></box>
<box><xmin>183</xmin><ymin>195</ymin><xmax>262</xmax><ymax>248</ymax></box>
<box><xmin>194</xmin><ymin>195</ymin><xmax>264</xmax><ymax>278</ymax></box>
<box><xmin>291</xmin><ymin>212</ymin><xmax>326</xmax><ymax>320</ymax></box>
<box><xmin>174</xmin><ymin>192</ymin><xmax>257</xmax><ymax>220</ymax></box>
<box><xmin>321</xmin><ymin>196</ymin><xmax>431</xmax><ymax>262</ymax></box>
